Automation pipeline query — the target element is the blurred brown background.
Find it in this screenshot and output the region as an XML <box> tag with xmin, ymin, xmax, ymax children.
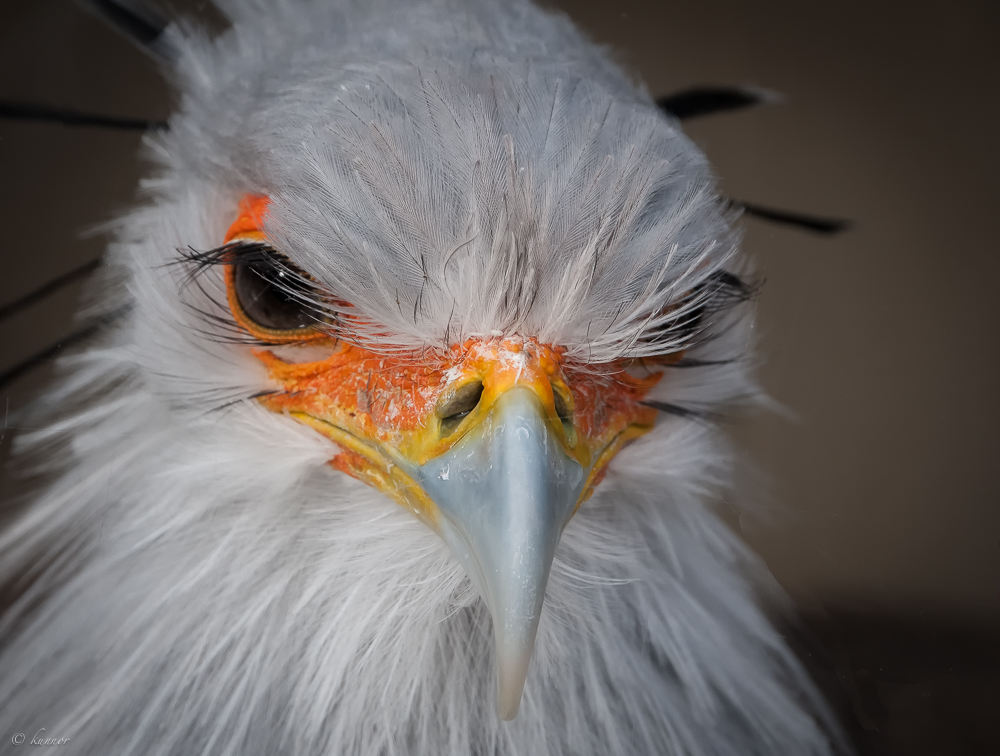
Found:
<box><xmin>1</xmin><ymin>1</ymin><xmax>997</xmax><ymax>753</ymax></box>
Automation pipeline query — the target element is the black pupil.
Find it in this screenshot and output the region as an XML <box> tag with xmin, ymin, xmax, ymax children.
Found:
<box><xmin>233</xmin><ymin>253</ymin><xmax>315</xmax><ymax>331</ymax></box>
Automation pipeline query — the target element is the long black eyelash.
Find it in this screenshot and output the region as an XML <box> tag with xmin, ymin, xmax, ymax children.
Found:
<box><xmin>630</xmin><ymin>272</ymin><xmax>754</xmax><ymax>421</ymax></box>
<box><xmin>639</xmin><ymin>400</ymin><xmax>718</xmax><ymax>422</ymax></box>
<box><xmin>175</xmin><ymin>240</ymin><xmax>313</xmax><ymax>286</ymax></box>
<box><xmin>706</xmin><ymin>270</ymin><xmax>754</xmax><ymax>304</ymax></box>
<box><xmin>174</xmin><ymin>241</ymin><xmax>337</xmax><ymax>346</ymax></box>
<box><xmin>638</xmin><ymin>269</ymin><xmax>756</xmax><ymax>353</ymax></box>
<box><xmin>665</xmin><ymin>357</ymin><xmax>736</xmax><ymax>369</ymax></box>
<box><xmin>173</xmin><ymin>242</ymin><xmax>233</xmax><ymax>281</ymax></box>
<box><xmin>170</xmin><ymin>245</ymin><xmax>261</xmax><ymax>346</ymax></box>
<box><xmin>694</xmin><ymin>269</ymin><xmax>756</xmax><ymax>320</ymax></box>
<box><xmin>172</xmin><ymin>243</ymin><xmax>278</xmax><ymax>346</ymax></box>
<box><xmin>207</xmin><ymin>389</ymin><xmax>283</xmax><ymax>415</ymax></box>
<box><xmin>683</xmin><ymin>271</ymin><xmax>757</xmax><ymax>350</ymax></box>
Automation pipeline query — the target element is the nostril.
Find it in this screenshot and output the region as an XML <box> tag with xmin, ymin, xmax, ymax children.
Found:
<box><xmin>436</xmin><ymin>380</ymin><xmax>484</xmax><ymax>436</ymax></box>
<box><xmin>552</xmin><ymin>388</ymin><xmax>577</xmax><ymax>445</ymax></box>
<box><xmin>552</xmin><ymin>389</ymin><xmax>573</xmax><ymax>423</ymax></box>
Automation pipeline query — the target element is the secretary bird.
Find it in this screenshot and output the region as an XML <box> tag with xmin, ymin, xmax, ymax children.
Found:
<box><xmin>0</xmin><ymin>1</ymin><xmax>846</xmax><ymax>754</ymax></box>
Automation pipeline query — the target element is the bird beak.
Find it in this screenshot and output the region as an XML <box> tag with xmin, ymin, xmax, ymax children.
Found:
<box><xmin>252</xmin><ymin>337</ymin><xmax>661</xmax><ymax>720</ymax></box>
<box><xmin>401</xmin><ymin>386</ymin><xmax>586</xmax><ymax>720</ymax></box>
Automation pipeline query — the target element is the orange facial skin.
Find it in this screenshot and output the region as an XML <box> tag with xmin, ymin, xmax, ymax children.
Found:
<box><xmin>226</xmin><ymin>194</ymin><xmax>271</xmax><ymax>241</ymax></box>
<box><xmin>223</xmin><ymin>195</ymin><xmax>670</xmax><ymax>526</ymax></box>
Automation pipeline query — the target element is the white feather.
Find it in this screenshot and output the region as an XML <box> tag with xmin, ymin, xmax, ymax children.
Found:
<box><xmin>0</xmin><ymin>1</ymin><xmax>843</xmax><ymax>754</ymax></box>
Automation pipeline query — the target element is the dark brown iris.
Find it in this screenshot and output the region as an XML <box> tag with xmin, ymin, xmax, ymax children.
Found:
<box><xmin>233</xmin><ymin>247</ymin><xmax>316</xmax><ymax>332</ymax></box>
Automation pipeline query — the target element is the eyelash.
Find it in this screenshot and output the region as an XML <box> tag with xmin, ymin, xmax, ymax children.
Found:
<box><xmin>176</xmin><ymin>243</ymin><xmax>750</xmax><ymax>360</ymax></box>
<box><xmin>639</xmin><ymin>270</ymin><xmax>753</xmax><ymax>352</ymax></box>
<box><xmin>176</xmin><ymin>241</ymin><xmax>336</xmax><ymax>345</ymax></box>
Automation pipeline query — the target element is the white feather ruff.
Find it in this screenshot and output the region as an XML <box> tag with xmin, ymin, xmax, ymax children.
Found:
<box><xmin>0</xmin><ymin>1</ymin><xmax>842</xmax><ymax>754</ymax></box>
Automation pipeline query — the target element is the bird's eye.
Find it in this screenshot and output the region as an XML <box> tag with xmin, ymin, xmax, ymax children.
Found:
<box><xmin>645</xmin><ymin>271</ymin><xmax>751</xmax><ymax>350</ymax></box>
<box><xmin>231</xmin><ymin>247</ymin><xmax>319</xmax><ymax>334</ymax></box>
<box><xmin>636</xmin><ymin>293</ymin><xmax>706</xmax><ymax>351</ymax></box>
<box><xmin>667</xmin><ymin>297</ymin><xmax>707</xmax><ymax>345</ymax></box>
<box><xmin>437</xmin><ymin>381</ymin><xmax>484</xmax><ymax>436</ymax></box>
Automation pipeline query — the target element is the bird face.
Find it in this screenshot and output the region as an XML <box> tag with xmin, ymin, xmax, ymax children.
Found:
<box><xmin>220</xmin><ymin>194</ymin><xmax>670</xmax><ymax>717</ymax></box>
<box><xmin>0</xmin><ymin>2</ymin><xmax>850</xmax><ymax>751</ymax></box>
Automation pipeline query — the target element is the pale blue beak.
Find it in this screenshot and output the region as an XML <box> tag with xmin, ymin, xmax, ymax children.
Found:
<box><xmin>404</xmin><ymin>387</ymin><xmax>588</xmax><ymax>719</ymax></box>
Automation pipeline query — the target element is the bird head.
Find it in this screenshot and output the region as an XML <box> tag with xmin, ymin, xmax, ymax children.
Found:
<box><xmin>218</xmin><ymin>195</ymin><xmax>679</xmax><ymax>717</ymax></box>
<box><xmin>122</xmin><ymin>2</ymin><xmax>751</xmax><ymax>722</ymax></box>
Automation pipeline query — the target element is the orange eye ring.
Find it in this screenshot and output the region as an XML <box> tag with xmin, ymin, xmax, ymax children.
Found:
<box><xmin>222</xmin><ymin>194</ymin><xmax>332</xmax><ymax>344</ymax></box>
